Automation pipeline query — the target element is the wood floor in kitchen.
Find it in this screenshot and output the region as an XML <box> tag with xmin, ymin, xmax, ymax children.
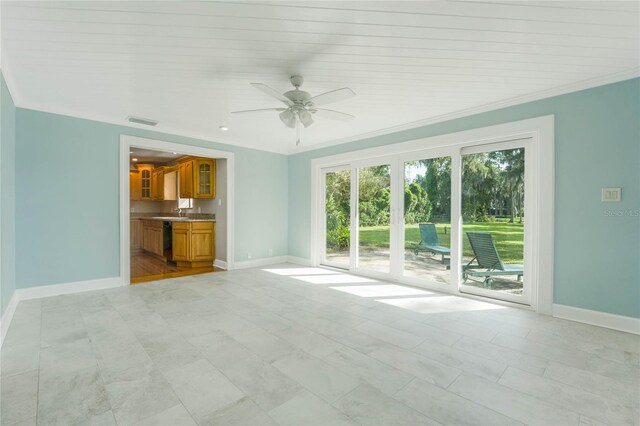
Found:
<box><xmin>130</xmin><ymin>251</ymin><xmax>216</xmax><ymax>284</ymax></box>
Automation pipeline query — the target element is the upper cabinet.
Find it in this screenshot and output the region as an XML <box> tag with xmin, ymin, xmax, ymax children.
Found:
<box><xmin>195</xmin><ymin>158</ymin><xmax>216</xmax><ymax>198</ymax></box>
<box><xmin>179</xmin><ymin>157</ymin><xmax>216</xmax><ymax>199</ymax></box>
<box><xmin>151</xmin><ymin>167</ymin><xmax>165</xmax><ymax>201</ymax></box>
<box><xmin>179</xmin><ymin>160</ymin><xmax>193</xmax><ymax>198</ymax></box>
<box><xmin>130</xmin><ymin>171</ymin><xmax>141</xmax><ymax>201</ymax></box>
<box><xmin>131</xmin><ymin>158</ymin><xmax>213</xmax><ymax>201</ymax></box>
<box><xmin>136</xmin><ymin>164</ymin><xmax>154</xmax><ymax>200</ymax></box>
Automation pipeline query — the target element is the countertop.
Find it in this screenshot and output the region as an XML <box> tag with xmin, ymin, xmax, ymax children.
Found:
<box><xmin>133</xmin><ymin>217</ymin><xmax>216</xmax><ymax>222</ymax></box>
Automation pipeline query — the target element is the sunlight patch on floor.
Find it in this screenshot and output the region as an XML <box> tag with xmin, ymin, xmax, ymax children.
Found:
<box><xmin>262</xmin><ymin>267</ymin><xmax>339</xmax><ymax>276</ymax></box>
<box><xmin>330</xmin><ymin>284</ymin><xmax>431</xmax><ymax>298</ymax></box>
<box><xmin>290</xmin><ymin>274</ymin><xmax>378</xmax><ymax>284</ymax></box>
<box><xmin>377</xmin><ymin>295</ymin><xmax>508</xmax><ymax>314</ymax></box>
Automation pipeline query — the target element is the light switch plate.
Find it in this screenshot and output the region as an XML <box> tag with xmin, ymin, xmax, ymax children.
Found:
<box><xmin>602</xmin><ymin>188</ymin><xmax>621</xmax><ymax>202</ymax></box>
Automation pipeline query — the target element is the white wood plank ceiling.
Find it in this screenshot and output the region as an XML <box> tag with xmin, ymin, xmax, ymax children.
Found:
<box><xmin>2</xmin><ymin>1</ymin><xmax>638</xmax><ymax>153</ymax></box>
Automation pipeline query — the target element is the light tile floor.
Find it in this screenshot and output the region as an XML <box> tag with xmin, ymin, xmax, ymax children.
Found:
<box><xmin>1</xmin><ymin>264</ymin><xmax>639</xmax><ymax>426</ymax></box>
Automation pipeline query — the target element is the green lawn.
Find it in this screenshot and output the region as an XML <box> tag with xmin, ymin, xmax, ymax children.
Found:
<box><xmin>359</xmin><ymin>219</ymin><xmax>524</xmax><ymax>263</ymax></box>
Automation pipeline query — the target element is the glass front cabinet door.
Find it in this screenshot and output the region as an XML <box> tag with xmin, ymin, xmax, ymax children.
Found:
<box><xmin>138</xmin><ymin>165</ymin><xmax>153</xmax><ymax>200</ymax></box>
<box><xmin>194</xmin><ymin>158</ymin><xmax>216</xmax><ymax>198</ymax></box>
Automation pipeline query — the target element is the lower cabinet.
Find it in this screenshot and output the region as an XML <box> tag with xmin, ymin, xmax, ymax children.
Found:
<box><xmin>142</xmin><ymin>220</ymin><xmax>163</xmax><ymax>257</ymax></box>
<box><xmin>172</xmin><ymin>221</ymin><xmax>215</xmax><ymax>267</ymax></box>
<box><xmin>130</xmin><ymin>219</ymin><xmax>142</xmax><ymax>249</ymax></box>
<box><xmin>172</xmin><ymin>223</ymin><xmax>191</xmax><ymax>261</ymax></box>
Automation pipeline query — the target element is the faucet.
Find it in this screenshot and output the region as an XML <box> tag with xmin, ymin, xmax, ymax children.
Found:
<box><xmin>172</xmin><ymin>207</ymin><xmax>182</xmax><ymax>217</ymax></box>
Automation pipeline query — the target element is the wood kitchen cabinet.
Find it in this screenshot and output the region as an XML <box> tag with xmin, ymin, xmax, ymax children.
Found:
<box><xmin>172</xmin><ymin>221</ymin><xmax>215</xmax><ymax>267</ymax></box>
<box><xmin>130</xmin><ymin>172</ymin><xmax>141</xmax><ymax>201</ymax></box>
<box><xmin>151</xmin><ymin>167</ymin><xmax>165</xmax><ymax>201</ymax></box>
<box><xmin>179</xmin><ymin>157</ymin><xmax>215</xmax><ymax>199</ymax></box>
<box><xmin>172</xmin><ymin>223</ymin><xmax>190</xmax><ymax>262</ymax></box>
<box><xmin>141</xmin><ymin>220</ymin><xmax>163</xmax><ymax>258</ymax></box>
<box><xmin>130</xmin><ymin>219</ymin><xmax>142</xmax><ymax>249</ymax></box>
<box><xmin>179</xmin><ymin>160</ymin><xmax>193</xmax><ymax>198</ymax></box>
<box><xmin>194</xmin><ymin>158</ymin><xmax>216</xmax><ymax>198</ymax></box>
<box><xmin>135</xmin><ymin>164</ymin><xmax>154</xmax><ymax>200</ymax></box>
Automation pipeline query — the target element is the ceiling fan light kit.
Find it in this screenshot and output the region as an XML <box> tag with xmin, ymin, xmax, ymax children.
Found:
<box><xmin>231</xmin><ymin>75</ymin><xmax>355</xmax><ymax>146</ymax></box>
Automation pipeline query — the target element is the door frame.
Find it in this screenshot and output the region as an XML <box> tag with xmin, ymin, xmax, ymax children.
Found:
<box><xmin>310</xmin><ymin>115</ymin><xmax>554</xmax><ymax>314</ymax></box>
<box><xmin>119</xmin><ymin>135</ymin><xmax>235</xmax><ymax>286</ymax></box>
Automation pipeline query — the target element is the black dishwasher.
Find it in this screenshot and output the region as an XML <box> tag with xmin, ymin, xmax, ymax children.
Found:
<box><xmin>163</xmin><ymin>221</ymin><xmax>173</xmax><ymax>258</ymax></box>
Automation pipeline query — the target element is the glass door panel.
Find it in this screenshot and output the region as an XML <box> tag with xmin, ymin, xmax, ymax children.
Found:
<box><xmin>460</xmin><ymin>146</ymin><xmax>527</xmax><ymax>303</ymax></box>
<box><xmin>403</xmin><ymin>157</ymin><xmax>451</xmax><ymax>284</ymax></box>
<box><xmin>322</xmin><ymin>168</ymin><xmax>351</xmax><ymax>268</ymax></box>
<box><xmin>357</xmin><ymin>164</ymin><xmax>391</xmax><ymax>273</ymax></box>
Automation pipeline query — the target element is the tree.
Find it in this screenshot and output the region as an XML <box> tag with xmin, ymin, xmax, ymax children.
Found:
<box><xmin>421</xmin><ymin>157</ymin><xmax>451</xmax><ymax>221</ymax></box>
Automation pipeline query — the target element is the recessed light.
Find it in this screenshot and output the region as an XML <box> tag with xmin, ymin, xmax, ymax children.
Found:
<box><xmin>219</xmin><ymin>126</ymin><xmax>229</xmax><ymax>131</ymax></box>
<box><xmin>132</xmin><ymin>158</ymin><xmax>138</xmax><ymax>162</ymax></box>
<box><xmin>172</xmin><ymin>152</ymin><xmax>177</xmax><ymax>155</ymax></box>
<box><xmin>129</xmin><ymin>151</ymin><xmax>134</xmax><ymax>154</ymax></box>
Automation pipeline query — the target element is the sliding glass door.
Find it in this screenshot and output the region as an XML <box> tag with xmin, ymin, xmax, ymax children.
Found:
<box><xmin>356</xmin><ymin>163</ymin><xmax>392</xmax><ymax>274</ymax></box>
<box><xmin>459</xmin><ymin>141</ymin><xmax>531</xmax><ymax>305</ymax></box>
<box><xmin>401</xmin><ymin>155</ymin><xmax>452</xmax><ymax>285</ymax></box>
<box><xmin>317</xmin><ymin>137</ymin><xmax>534</xmax><ymax>306</ymax></box>
<box><xmin>321</xmin><ymin>166</ymin><xmax>351</xmax><ymax>269</ymax></box>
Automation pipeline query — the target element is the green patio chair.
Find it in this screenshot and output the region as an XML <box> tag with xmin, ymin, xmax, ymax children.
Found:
<box><xmin>413</xmin><ymin>223</ymin><xmax>450</xmax><ymax>263</ymax></box>
<box><xmin>463</xmin><ymin>231</ymin><xmax>523</xmax><ymax>288</ymax></box>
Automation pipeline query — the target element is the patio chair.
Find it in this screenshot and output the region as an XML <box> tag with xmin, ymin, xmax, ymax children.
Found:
<box><xmin>463</xmin><ymin>232</ymin><xmax>523</xmax><ymax>288</ymax></box>
<box><xmin>413</xmin><ymin>223</ymin><xmax>450</xmax><ymax>264</ymax></box>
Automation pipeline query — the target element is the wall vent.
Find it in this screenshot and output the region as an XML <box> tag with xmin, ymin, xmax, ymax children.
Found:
<box><xmin>127</xmin><ymin>116</ymin><xmax>158</xmax><ymax>126</ymax></box>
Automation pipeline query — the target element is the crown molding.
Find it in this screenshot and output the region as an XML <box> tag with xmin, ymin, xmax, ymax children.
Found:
<box><xmin>288</xmin><ymin>67</ymin><xmax>640</xmax><ymax>155</ymax></box>
<box><xmin>3</xmin><ymin>64</ymin><xmax>637</xmax><ymax>157</ymax></box>
<box><xmin>15</xmin><ymin>101</ymin><xmax>291</xmax><ymax>155</ymax></box>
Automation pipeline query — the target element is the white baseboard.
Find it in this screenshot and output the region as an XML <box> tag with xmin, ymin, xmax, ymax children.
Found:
<box><xmin>214</xmin><ymin>259</ymin><xmax>227</xmax><ymax>270</ymax></box>
<box><xmin>1</xmin><ymin>276</ymin><xmax>122</xmax><ymax>346</ymax></box>
<box><xmin>17</xmin><ymin>276</ymin><xmax>123</xmax><ymax>301</ymax></box>
<box><xmin>234</xmin><ymin>256</ymin><xmax>289</xmax><ymax>270</ymax></box>
<box><xmin>553</xmin><ymin>304</ymin><xmax>640</xmax><ymax>335</ymax></box>
<box><xmin>286</xmin><ymin>256</ymin><xmax>313</xmax><ymax>266</ymax></box>
<box><xmin>1</xmin><ymin>291</ymin><xmax>19</xmax><ymax>347</ymax></box>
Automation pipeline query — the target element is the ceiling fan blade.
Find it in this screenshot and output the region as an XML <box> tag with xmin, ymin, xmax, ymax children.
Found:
<box><xmin>231</xmin><ymin>108</ymin><xmax>286</xmax><ymax>114</ymax></box>
<box><xmin>313</xmin><ymin>108</ymin><xmax>354</xmax><ymax>122</ymax></box>
<box><xmin>298</xmin><ymin>109</ymin><xmax>314</xmax><ymax>128</ymax></box>
<box><xmin>308</xmin><ymin>87</ymin><xmax>355</xmax><ymax>107</ymax></box>
<box><xmin>251</xmin><ymin>83</ymin><xmax>293</xmax><ymax>105</ymax></box>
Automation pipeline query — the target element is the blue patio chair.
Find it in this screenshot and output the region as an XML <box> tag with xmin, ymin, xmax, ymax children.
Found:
<box><xmin>413</xmin><ymin>223</ymin><xmax>450</xmax><ymax>264</ymax></box>
<box><xmin>463</xmin><ymin>231</ymin><xmax>523</xmax><ymax>288</ymax></box>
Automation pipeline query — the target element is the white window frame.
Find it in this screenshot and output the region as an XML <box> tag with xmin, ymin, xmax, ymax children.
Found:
<box><xmin>310</xmin><ymin>115</ymin><xmax>554</xmax><ymax>314</ymax></box>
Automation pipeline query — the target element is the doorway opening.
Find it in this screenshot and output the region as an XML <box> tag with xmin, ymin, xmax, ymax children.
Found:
<box><xmin>120</xmin><ymin>135</ymin><xmax>235</xmax><ymax>286</ymax></box>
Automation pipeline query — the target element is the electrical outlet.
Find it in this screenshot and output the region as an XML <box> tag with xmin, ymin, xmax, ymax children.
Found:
<box><xmin>247</xmin><ymin>253</ymin><xmax>252</xmax><ymax>259</ymax></box>
<box><xmin>268</xmin><ymin>249</ymin><xmax>273</xmax><ymax>256</ymax></box>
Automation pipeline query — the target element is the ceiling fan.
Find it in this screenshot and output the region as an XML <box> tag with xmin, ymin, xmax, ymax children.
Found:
<box><xmin>231</xmin><ymin>75</ymin><xmax>355</xmax><ymax>146</ymax></box>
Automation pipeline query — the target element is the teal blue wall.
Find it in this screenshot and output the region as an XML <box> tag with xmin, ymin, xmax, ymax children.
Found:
<box><xmin>15</xmin><ymin>109</ymin><xmax>288</xmax><ymax>289</ymax></box>
<box><xmin>288</xmin><ymin>78</ymin><xmax>640</xmax><ymax>318</ymax></box>
<box><xmin>1</xmin><ymin>73</ymin><xmax>17</xmax><ymax>316</ymax></box>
